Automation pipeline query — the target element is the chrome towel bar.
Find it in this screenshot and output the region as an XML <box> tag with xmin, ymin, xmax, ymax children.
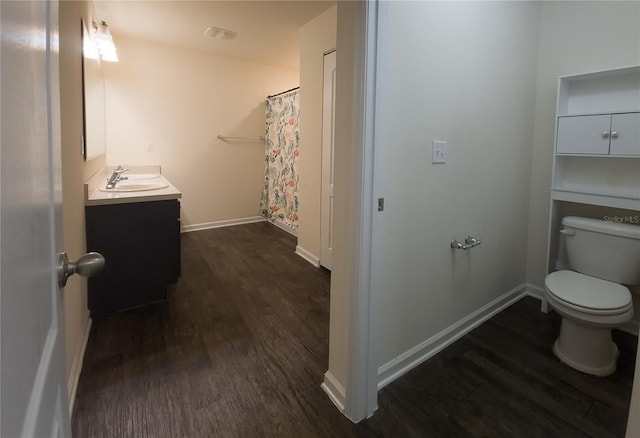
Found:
<box><xmin>217</xmin><ymin>135</ymin><xmax>265</xmax><ymax>142</ymax></box>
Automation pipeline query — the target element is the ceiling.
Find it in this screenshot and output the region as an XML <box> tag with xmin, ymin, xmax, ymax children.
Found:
<box><xmin>94</xmin><ymin>0</ymin><xmax>336</xmax><ymax>70</ymax></box>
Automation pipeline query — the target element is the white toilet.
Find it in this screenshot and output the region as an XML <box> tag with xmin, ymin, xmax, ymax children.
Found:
<box><xmin>544</xmin><ymin>216</ymin><xmax>640</xmax><ymax>376</ymax></box>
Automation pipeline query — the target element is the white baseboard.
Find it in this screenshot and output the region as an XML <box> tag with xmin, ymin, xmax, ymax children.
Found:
<box><xmin>523</xmin><ymin>282</ymin><xmax>545</xmax><ymax>300</ymax></box>
<box><xmin>267</xmin><ymin>219</ymin><xmax>298</xmax><ymax>237</ymax></box>
<box><xmin>377</xmin><ymin>283</ymin><xmax>530</xmax><ymax>390</ymax></box>
<box><xmin>523</xmin><ymin>282</ymin><xmax>547</xmax><ymax>311</ymax></box>
<box><xmin>295</xmin><ymin>245</ymin><xmax>320</xmax><ymax>267</ymax></box>
<box><xmin>321</xmin><ymin>371</ymin><xmax>346</xmax><ymax>413</ymax></box>
<box><xmin>68</xmin><ymin>317</ymin><xmax>92</xmax><ymax>416</ymax></box>
<box><xmin>181</xmin><ymin>216</ymin><xmax>265</xmax><ymax>233</ymax></box>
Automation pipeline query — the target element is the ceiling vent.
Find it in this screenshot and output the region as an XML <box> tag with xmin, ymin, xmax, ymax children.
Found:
<box><xmin>204</xmin><ymin>26</ymin><xmax>237</xmax><ymax>40</ymax></box>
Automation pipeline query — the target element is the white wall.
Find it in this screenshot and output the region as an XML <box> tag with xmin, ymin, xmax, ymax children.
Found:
<box><xmin>297</xmin><ymin>5</ymin><xmax>337</xmax><ymax>262</ymax></box>
<box><xmin>371</xmin><ymin>1</ymin><xmax>539</xmax><ymax>367</ymax></box>
<box><xmin>59</xmin><ymin>0</ymin><xmax>106</xmax><ymax>407</ymax></box>
<box><xmin>102</xmin><ymin>38</ymin><xmax>299</xmax><ymax>228</ymax></box>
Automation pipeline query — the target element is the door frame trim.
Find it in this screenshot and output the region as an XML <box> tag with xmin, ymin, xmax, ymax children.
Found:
<box><xmin>320</xmin><ymin>50</ymin><xmax>337</xmax><ymax>269</ymax></box>
<box><xmin>342</xmin><ymin>0</ymin><xmax>379</xmax><ymax>421</ymax></box>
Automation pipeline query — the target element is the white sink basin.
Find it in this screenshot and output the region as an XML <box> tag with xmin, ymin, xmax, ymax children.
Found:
<box><xmin>99</xmin><ymin>182</ymin><xmax>169</xmax><ymax>192</ymax></box>
<box><xmin>125</xmin><ymin>173</ymin><xmax>161</xmax><ymax>180</ymax></box>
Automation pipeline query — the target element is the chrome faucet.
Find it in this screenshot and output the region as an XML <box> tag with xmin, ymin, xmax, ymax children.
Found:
<box><xmin>105</xmin><ymin>165</ymin><xmax>129</xmax><ymax>189</ymax></box>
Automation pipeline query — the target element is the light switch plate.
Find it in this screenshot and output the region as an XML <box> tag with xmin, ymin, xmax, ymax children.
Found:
<box><xmin>432</xmin><ymin>140</ymin><xmax>447</xmax><ymax>164</ymax></box>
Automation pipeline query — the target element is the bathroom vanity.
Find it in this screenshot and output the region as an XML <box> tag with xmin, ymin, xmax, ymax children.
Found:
<box><xmin>85</xmin><ymin>167</ymin><xmax>182</xmax><ymax>317</ymax></box>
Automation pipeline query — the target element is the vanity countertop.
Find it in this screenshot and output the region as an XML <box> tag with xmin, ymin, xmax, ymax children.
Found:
<box><xmin>85</xmin><ymin>166</ymin><xmax>182</xmax><ymax>206</ymax></box>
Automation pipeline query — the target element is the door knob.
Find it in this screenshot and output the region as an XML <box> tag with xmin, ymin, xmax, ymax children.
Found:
<box><xmin>57</xmin><ymin>252</ymin><xmax>105</xmax><ymax>287</ymax></box>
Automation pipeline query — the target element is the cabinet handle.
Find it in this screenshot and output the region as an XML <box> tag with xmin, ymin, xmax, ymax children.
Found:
<box><xmin>611</xmin><ymin>131</ymin><xmax>618</xmax><ymax>138</ymax></box>
<box><xmin>601</xmin><ymin>131</ymin><xmax>609</xmax><ymax>138</ymax></box>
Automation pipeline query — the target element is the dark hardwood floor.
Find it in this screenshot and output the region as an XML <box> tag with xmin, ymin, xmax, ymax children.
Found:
<box><xmin>72</xmin><ymin>222</ymin><xmax>637</xmax><ymax>437</ymax></box>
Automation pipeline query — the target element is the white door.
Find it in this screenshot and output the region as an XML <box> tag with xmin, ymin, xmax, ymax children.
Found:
<box><xmin>321</xmin><ymin>50</ymin><xmax>337</xmax><ymax>270</ymax></box>
<box><xmin>1</xmin><ymin>1</ymin><xmax>71</xmax><ymax>436</ymax></box>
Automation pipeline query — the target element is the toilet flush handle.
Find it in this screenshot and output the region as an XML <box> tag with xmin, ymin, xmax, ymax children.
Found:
<box><xmin>559</xmin><ymin>229</ymin><xmax>575</xmax><ymax>237</ymax></box>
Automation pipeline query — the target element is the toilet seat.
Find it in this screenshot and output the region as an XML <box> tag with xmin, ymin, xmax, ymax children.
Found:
<box><xmin>545</xmin><ymin>270</ymin><xmax>632</xmax><ymax>316</ymax></box>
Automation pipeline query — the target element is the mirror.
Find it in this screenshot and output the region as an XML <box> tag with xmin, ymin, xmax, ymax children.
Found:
<box><xmin>82</xmin><ymin>19</ymin><xmax>106</xmax><ymax>161</ymax></box>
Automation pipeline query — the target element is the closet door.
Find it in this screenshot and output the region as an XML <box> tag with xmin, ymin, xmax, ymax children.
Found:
<box><xmin>320</xmin><ymin>50</ymin><xmax>337</xmax><ymax>270</ymax></box>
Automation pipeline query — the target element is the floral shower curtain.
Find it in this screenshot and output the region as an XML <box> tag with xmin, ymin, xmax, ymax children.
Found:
<box><xmin>260</xmin><ymin>89</ymin><xmax>300</xmax><ymax>230</ymax></box>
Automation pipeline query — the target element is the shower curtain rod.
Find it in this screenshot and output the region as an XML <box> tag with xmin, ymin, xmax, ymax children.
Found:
<box><xmin>267</xmin><ymin>87</ymin><xmax>300</xmax><ymax>98</ymax></box>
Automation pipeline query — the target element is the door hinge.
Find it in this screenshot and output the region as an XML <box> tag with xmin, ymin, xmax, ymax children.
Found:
<box><xmin>377</xmin><ymin>198</ymin><xmax>384</xmax><ymax>212</ymax></box>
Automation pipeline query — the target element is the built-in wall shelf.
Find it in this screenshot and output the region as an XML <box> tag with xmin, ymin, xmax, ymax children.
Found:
<box><xmin>551</xmin><ymin>65</ymin><xmax>640</xmax><ymax>209</ymax></box>
<box><xmin>551</xmin><ymin>190</ymin><xmax>640</xmax><ymax>211</ymax></box>
<box><xmin>547</xmin><ymin>65</ymin><xmax>640</xmax><ymax>273</ymax></box>
<box><xmin>551</xmin><ymin>155</ymin><xmax>640</xmax><ymax>208</ymax></box>
<box><xmin>556</xmin><ymin>65</ymin><xmax>640</xmax><ymax>116</ymax></box>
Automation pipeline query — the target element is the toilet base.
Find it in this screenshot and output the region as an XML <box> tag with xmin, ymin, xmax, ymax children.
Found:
<box><xmin>553</xmin><ymin>317</ymin><xmax>619</xmax><ymax>377</ymax></box>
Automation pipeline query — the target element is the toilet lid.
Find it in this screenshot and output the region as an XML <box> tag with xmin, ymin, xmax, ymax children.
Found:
<box><xmin>545</xmin><ymin>270</ymin><xmax>632</xmax><ymax>311</ymax></box>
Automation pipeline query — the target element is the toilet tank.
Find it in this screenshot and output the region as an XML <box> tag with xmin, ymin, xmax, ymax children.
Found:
<box><xmin>562</xmin><ymin>216</ymin><xmax>640</xmax><ymax>285</ymax></box>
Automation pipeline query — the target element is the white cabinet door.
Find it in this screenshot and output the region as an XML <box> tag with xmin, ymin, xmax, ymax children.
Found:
<box><xmin>609</xmin><ymin>113</ymin><xmax>640</xmax><ymax>156</ymax></box>
<box><xmin>556</xmin><ymin>115</ymin><xmax>611</xmax><ymax>155</ymax></box>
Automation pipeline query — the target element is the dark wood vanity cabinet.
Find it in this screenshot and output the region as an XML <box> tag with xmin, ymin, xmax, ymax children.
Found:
<box><xmin>85</xmin><ymin>199</ymin><xmax>180</xmax><ymax>317</ymax></box>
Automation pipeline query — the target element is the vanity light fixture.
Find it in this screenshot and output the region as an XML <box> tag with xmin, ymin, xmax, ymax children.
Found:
<box><xmin>93</xmin><ymin>20</ymin><xmax>119</xmax><ymax>62</ymax></box>
<box><xmin>204</xmin><ymin>26</ymin><xmax>237</xmax><ymax>40</ymax></box>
